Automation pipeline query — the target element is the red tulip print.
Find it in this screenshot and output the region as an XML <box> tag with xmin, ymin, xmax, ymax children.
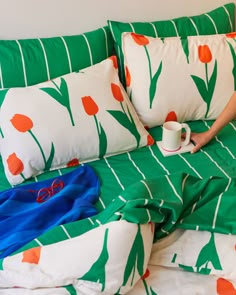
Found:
<box><xmin>147</xmin><ymin>134</ymin><xmax>154</xmax><ymax>146</ymax></box>
<box><xmin>225</xmin><ymin>32</ymin><xmax>236</xmax><ymax>39</ymax></box>
<box><xmin>81</xmin><ymin>96</ymin><xmax>107</xmax><ymax>158</ymax></box>
<box><xmin>131</xmin><ymin>33</ymin><xmax>149</xmax><ymax>46</ymax></box>
<box><xmin>7</xmin><ymin>152</ymin><xmax>26</xmax><ymax>180</ymax></box>
<box><xmin>10</xmin><ymin>114</ymin><xmax>33</xmax><ymax>132</ymax></box>
<box><xmin>165</xmin><ymin>111</ymin><xmax>178</xmax><ymax>122</ymax></box>
<box><xmin>67</xmin><ymin>158</ymin><xmax>80</xmax><ymax>167</ymax></box>
<box><xmin>141</xmin><ymin>268</ymin><xmax>158</xmax><ymax>295</ymax></box>
<box><xmin>191</xmin><ymin>44</ymin><xmax>217</xmax><ymax>118</ymax></box>
<box><xmin>10</xmin><ymin>114</ymin><xmax>55</xmax><ymax>171</ymax></box>
<box><xmin>198</xmin><ymin>45</ymin><xmax>212</xmax><ymax>63</ymax></box>
<box><xmin>111</xmin><ymin>83</ymin><xmax>124</xmax><ymax>102</ymax></box>
<box><xmin>141</xmin><ymin>268</ymin><xmax>150</xmax><ymax>280</ymax></box>
<box><xmin>131</xmin><ymin>33</ymin><xmax>162</xmax><ymax>109</ymax></box>
<box><xmin>125</xmin><ymin>66</ymin><xmax>131</xmax><ymax>88</ymax></box>
<box><xmin>22</xmin><ymin>247</ymin><xmax>41</xmax><ymax>264</ymax></box>
<box><xmin>82</xmin><ymin>96</ymin><xmax>99</xmax><ymax>115</ymax></box>
<box><xmin>109</xmin><ymin>55</ymin><xmax>118</xmax><ymax>69</ymax></box>
<box><xmin>217</xmin><ymin>278</ymin><xmax>236</xmax><ymax>294</ymax></box>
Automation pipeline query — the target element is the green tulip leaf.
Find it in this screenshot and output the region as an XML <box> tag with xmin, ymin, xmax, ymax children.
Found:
<box><xmin>44</xmin><ymin>142</ymin><xmax>55</xmax><ymax>171</ymax></box>
<box><xmin>149</xmin><ymin>61</ymin><xmax>162</xmax><ymax>109</ymax></box>
<box><xmin>107</xmin><ymin>110</ymin><xmax>141</xmax><ymax>147</ymax></box>
<box><xmin>191</xmin><ymin>75</ymin><xmax>208</xmax><ymax>102</ymax></box>
<box><xmin>98</xmin><ymin>122</ymin><xmax>107</xmax><ymax>158</ymax></box>
<box><xmin>41</xmin><ymin>78</ymin><xmax>74</xmax><ymax>126</ymax></box>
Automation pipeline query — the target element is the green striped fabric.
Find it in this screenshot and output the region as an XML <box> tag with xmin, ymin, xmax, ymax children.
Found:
<box><xmin>1</xmin><ymin>118</ymin><xmax>236</xmax><ymax>256</ymax></box>
<box><xmin>0</xmin><ymin>26</ymin><xmax>114</xmax><ymax>88</ymax></box>
<box><xmin>107</xmin><ymin>2</ymin><xmax>235</xmax><ymax>86</ymax></box>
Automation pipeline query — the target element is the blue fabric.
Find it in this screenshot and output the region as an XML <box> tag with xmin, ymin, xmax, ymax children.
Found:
<box><xmin>0</xmin><ymin>164</ymin><xmax>100</xmax><ymax>258</ymax></box>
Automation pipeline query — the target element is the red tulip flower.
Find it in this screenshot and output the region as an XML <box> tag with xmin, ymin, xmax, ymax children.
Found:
<box><xmin>198</xmin><ymin>45</ymin><xmax>212</xmax><ymax>64</ymax></box>
<box><xmin>7</xmin><ymin>152</ymin><xmax>24</xmax><ymax>176</ymax></box>
<box><xmin>111</xmin><ymin>83</ymin><xmax>124</xmax><ymax>102</ymax></box>
<box><xmin>82</xmin><ymin>96</ymin><xmax>99</xmax><ymax>116</ymax></box>
<box><xmin>131</xmin><ymin>33</ymin><xmax>149</xmax><ymax>46</ymax></box>
<box><xmin>10</xmin><ymin>114</ymin><xmax>33</xmax><ymax>132</ymax></box>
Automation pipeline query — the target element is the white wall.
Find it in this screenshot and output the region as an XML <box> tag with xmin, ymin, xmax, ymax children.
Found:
<box><xmin>1</xmin><ymin>0</ymin><xmax>235</xmax><ymax>39</ymax></box>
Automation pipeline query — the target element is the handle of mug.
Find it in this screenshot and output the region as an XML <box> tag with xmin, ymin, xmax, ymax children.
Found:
<box><xmin>181</xmin><ymin>123</ymin><xmax>191</xmax><ymax>146</ymax></box>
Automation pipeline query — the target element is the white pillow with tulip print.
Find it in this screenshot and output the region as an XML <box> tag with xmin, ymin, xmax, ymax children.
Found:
<box><xmin>0</xmin><ymin>56</ymin><xmax>153</xmax><ymax>185</ymax></box>
<box><xmin>122</xmin><ymin>32</ymin><xmax>236</xmax><ymax>128</ymax></box>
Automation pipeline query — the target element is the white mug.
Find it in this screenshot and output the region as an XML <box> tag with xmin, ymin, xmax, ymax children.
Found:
<box><xmin>162</xmin><ymin>121</ymin><xmax>191</xmax><ymax>152</ymax></box>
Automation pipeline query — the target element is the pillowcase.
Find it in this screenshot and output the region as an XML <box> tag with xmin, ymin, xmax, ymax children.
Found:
<box><xmin>0</xmin><ymin>26</ymin><xmax>114</xmax><ymax>156</ymax></box>
<box><xmin>122</xmin><ymin>32</ymin><xmax>236</xmax><ymax>127</ymax></box>
<box><xmin>0</xmin><ymin>56</ymin><xmax>153</xmax><ymax>185</ymax></box>
<box><xmin>108</xmin><ymin>2</ymin><xmax>235</xmax><ymax>87</ymax></box>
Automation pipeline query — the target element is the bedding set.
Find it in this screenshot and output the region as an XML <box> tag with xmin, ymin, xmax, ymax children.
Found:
<box><xmin>0</xmin><ymin>2</ymin><xmax>236</xmax><ymax>294</ymax></box>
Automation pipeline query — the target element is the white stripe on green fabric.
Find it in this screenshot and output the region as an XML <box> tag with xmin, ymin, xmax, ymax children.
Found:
<box><xmin>215</xmin><ymin>136</ymin><xmax>236</xmax><ymax>159</ymax></box>
<box><xmin>150</xmin><ymin>23</ymin><xmax>158</xmax><ymax>37</ymax></box>
<box><xmin>178</xmin><ymin>154</ymin><xmax>202</xmax><ymax>179</ymax></box>
<box><xmin>204</xmin><ymin>121</ymin><xmax>235</xmax><ymax>159</ymax></box>
<box><xmin>223</xmin><ymin>4</ymin><xmax>233</xmax><ymax>31</ymax></box>
<box><xmin>38</xmin><ymin>38</ymin><xmax>50</xmax><ymax>81</ymax></box>
<box><xmin>182</xmin><ymin>174</ymin><xmax>189</xmax><ymax>192</ymax></box>
<box><xmin>104</xmin><ymin>158</ymin><xmax>124</xmax><ymax>190</ymax></box>
<box><xmin>117</xmin><ymin>45</ymin><xmax>125</xmax><ymax>83</ymax></box>
<box><xmin>33</xmin><ymin>176</ymin><xmax>39</xmax><ymax>182</ymax></box>
<box><xmin>165</xmin><ymin>175</ymin><xmax>183</xmax><ymax>204</ymax></box>
<box><xmin>205</xmin><ymin>13</ymin><xmax>218</xmax><ymax>34</ymax></box>
<box><xmin>191</xmin><ymin>194</ymin><xmax>202</xmax><ymax>214</ymax></box>
<box><xmin>88</xmin><ymin>217</ymin><xmax>95</xmax><ymax>225</ymax></box>
<box><xmin>118</xmin><ymin>195</ymin><xmax>127</xmax><ymax>203</ymax></box>
<box><xmin>60</xmin><ymin>37</ymin><xmax>72</xmax><ymax>73</ymax></box>
<box><xmin>0</xmin><ymin>63</ymin><xmax>3</xmax><ymax>88</ymax></box>
<box><xmin>212</xmin><ymin>177</ymin><xmax>232</xmax><ymax>229</ymax></box>
<box><xmin>57</xmin><ymin>169</ymin><xmax>62</xmax><ymax>176</ymax></box>
<box><xmin>16</xmin><ymin>40</ymin><xmax>27</xmax><ymax>87</ymax></box>
<box><xmin>201</xmin><ymin>150</ymin><xmax>231</xmax><ymax>179</ymax></box>
<box><xmin>130</xmin><ymin>23</ymin><xmax>135</xmax><ymax>33</ymax></box>
<box><xmin>159</xmin><ymin>199</ymin><xmax>164</xmax><ymax>207</ymax></box>
<box><xmin>60</xmin><ymin>224</ymin><xmax>71</xmax><ymax>239</ymax></box>
<box><xmin>229</xmin><ymin>121</ymin><xmax>236</xmax><ymax>131</ymax></box>
<box><xmin>146</xmin><ymin>208</ymin><xmax>151</xmax><ymax>222</ymax></box>
<box><xmin>99</xmin><ymin>197</ymin><xmax>106</xmax><ymax>209</ymax></box>
<box><xmin>170</xmin><ymin>20</ymin><xmax>179</xmax><ymax>36</ymax></box>
<box><xmin>82</xmin><ymin>34</ymin><xmax>93</xmax><ymax>65</ymax></box>
<box><xmin>127</xmin><ymin>152</ymin><xmax>145</xmax><ymax>179</ymax></box>
<box><xmin>148</xmin><ymin>146</ymin><xmax>170</xmax><ymax>175</ymax></box>
<box><xmin>95</xmin><ymin>219</ymin><xmax>102</xmax><ymax>225</ymax></box>
<box><xmin>188</xmin><ymin>17</ymin><xmax>200</xmax><ymax>35</ymax></box>
<box><xmin>108</xmin><ymin>23</ymin><xmax>116</xmax><ymax>41</ymax></box>
<box><xmin>34</xmin><ymin>238</ymin><xmax>43</xmax><ymax>246</ymax></box>
<box><xmin>141</xmin><ymin>180</ymin><xmax>154</xmax><ymax>199</ymax></box>
<box><xmin>161</xmin><ymin>228</ymin><xmax>170</xmax><ymax>235</ymax></box>
<box><xmin>102</xmin><ymin>27</ymin><xmax>109</xmax><ymax>57</ymax></box>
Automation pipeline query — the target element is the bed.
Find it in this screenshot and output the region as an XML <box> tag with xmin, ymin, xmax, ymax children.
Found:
<box><xmin>0</xmin><ymin>1</ymin><xmax>236</xmax><ymax>294</ymax></box>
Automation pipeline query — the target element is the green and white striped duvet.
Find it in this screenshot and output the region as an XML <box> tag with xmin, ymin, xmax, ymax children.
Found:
<box><xmin>0</xmin><ymin>119</ymin><xmax>236</xmax><ymax>294</ymax></box>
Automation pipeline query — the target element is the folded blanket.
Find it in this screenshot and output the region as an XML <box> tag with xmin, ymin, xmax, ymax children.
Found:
<box><xmin>0</xmin><ymin>164</ymin><xmax>100</xmax><ymax>258</ymax></box>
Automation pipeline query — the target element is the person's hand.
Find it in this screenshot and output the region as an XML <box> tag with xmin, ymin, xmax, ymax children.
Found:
<box><xmin>189</xmin><ymin>131</ymin><xmax>213</xmax><ymax>153</ymax></box>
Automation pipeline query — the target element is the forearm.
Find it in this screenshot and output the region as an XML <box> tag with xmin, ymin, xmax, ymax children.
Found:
<box><xmin>208</xmin><ymin>91</ymin><xmax>236</xmax><ymax>138</ymax></box>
